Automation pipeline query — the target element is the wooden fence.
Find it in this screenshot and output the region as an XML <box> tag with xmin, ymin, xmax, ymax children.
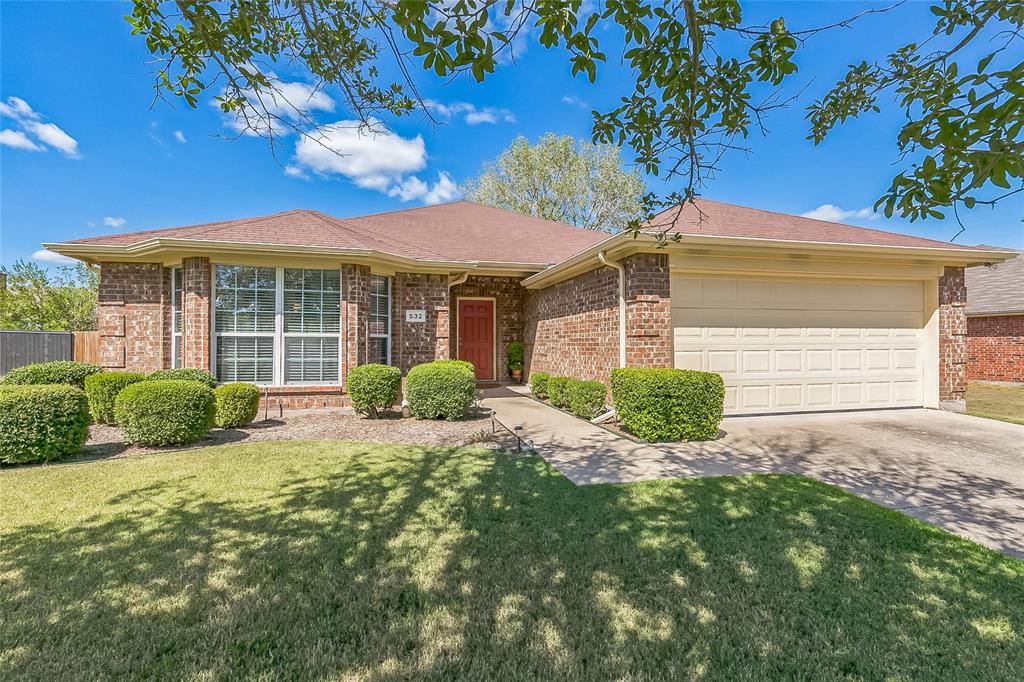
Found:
<box><xmin>0</xmin><ymin>330</ymin><xmax>100</xmax><ymax>376</ymax></box>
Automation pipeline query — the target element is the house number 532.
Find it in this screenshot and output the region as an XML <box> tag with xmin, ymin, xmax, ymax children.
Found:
<box><xmin>405</xmin><ymin>310</ymin><xmax>427</xmax><ymax>323</ymax></box>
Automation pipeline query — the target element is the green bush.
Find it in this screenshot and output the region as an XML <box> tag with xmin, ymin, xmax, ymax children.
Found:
<box><xmin>114</xmin><ymin>380</ymin><xmax>216</xmax><ymax>446</ymax></box>
<box><xmin>405</xmin><ymin>360</ymin><xmax>476</xmax><ymax>421</ymax></box>
<box><xmin>0</xmin><ymin>385</ymin><xmax>90</xmax><ymax>464</ymax></box>
<box><xmin>530</xmin><ymin>372</ymin><xmax>551</xmax><ymax>399</ymax></box>
<box><xmin>611</xmin><ymin>368</ymin><xmax>725</xmax><ymax>442</ymax></box>
<box><xmin>84</xmin><ymin>371</ymin><xmax>145</xmax><ymax>424</ymax></box>
<box><xmin>146</xmin><ymin>368</ymin><xmax>217</xmax><ymax>388</ymax></box>
<box><xmin>2</xmin><ymin>360</ymin><xmax>102</xmax><ymax>389</ymax></box>
<box><xmin>346</xmin><ymin>364</ymin><xmax>401</xmax><ymax>418</ymax></box>
<box><xmin>547</xmin><ymin>376</ymin><xmax>571</xmax><ymax>408</ymax></box>
<box><xmin>214</xmin><ymin>383</ymin><xmax>261</xmax><ymax>428</ymax></box>
<box><xmin>565</xmin><ymin>379</ymin><xmax>608</xmax><ymax>420</ymax></box>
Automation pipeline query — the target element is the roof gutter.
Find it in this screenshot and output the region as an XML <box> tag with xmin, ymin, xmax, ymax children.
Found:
<box><xmin>598</xmin><ymin>251</ymin><xmax>627</xmax><ymax>368</ymax></box>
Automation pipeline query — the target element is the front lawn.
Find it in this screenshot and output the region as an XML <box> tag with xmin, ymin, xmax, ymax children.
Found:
<box><xmin>967</xmin><ymin>381</ymin><xmax>1024</xmax><ymax>425</ymax></box>
<box><xmin>2</xmin><ymin>444</ymin><xmax>1022</xmax><ymax>680</ymax></box>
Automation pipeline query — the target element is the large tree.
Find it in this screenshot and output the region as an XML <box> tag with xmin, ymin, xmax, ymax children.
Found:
<box><xmin>127</xmin><ymin>0</ymin><xmax>1023</xmax><ymax>238</ymax></box>
<box><xmin>0</xmin><ymin>260</ymin><xmax>98</xmax><ymax>331</ymax></box>
<box><xmin>463</xmin><ymin>133</ymin><xmax>645</xmax><ymax>232</ymax></box>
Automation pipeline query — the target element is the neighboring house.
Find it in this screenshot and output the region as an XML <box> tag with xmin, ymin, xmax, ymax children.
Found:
<box><xmin>966</xmin><ymin>248</ymin><xmax>1024</xmax><ymax>383</ymax></box>
<box><xmin>46</xmin><ymin>199</ymin><xmax>1014</xmax><ymax>414</ymax></box>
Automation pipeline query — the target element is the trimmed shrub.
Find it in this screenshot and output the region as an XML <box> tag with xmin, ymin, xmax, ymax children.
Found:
<box><xmin>346</xmin><ymin>364</ymin><xmax>401</xmax><ymax>418</ymax></box>
<box><xmin>85</xmin><ymin>371</ymin><xmax>145</xmax><ymax>424</ymax></box>
<box><xmin>0</xmin><ymin>385</ymin><xmax>90</xmax><ymax>464</ymax></box>
<box><xmin>114</xmin><ymin>380</ymin><xmax>216</xmax><ymax>446</ymax></box>
<box><xmin>530</xmin><ymin>372</ymin><xmax>551</xmax><ymax>399</ymax></box>
<box><xmin>1</xmin><ymin>360</ymin><xmax>102</xmax><ymax>389</ymax></box>
<box><xmin>565</xmin><ymin>379</ymin><xmax>608</xmax><ymax>420</ymax></box>
<box><xmin>611</xmin><ymin>368</ymin><xmax>725</xmax><ymax>442</ymax></box>
<box><xmin>146</xmin><ymin>368</ymin><xmax>217</xmax><ymax>388</ymax></box>
<box><xmin>547</xmin><ymin>376</ymin><xmax>571</xmax><ymax>408</ymax></box>
<box><xmin>214</xmin><ymin>383</ymin><xmax>261</xmax><ymax>428</ymax></box>
<box><xmin>405</xmin><ymin>360</ymin><xmax>476</xmax><ymax>421</ymax></box>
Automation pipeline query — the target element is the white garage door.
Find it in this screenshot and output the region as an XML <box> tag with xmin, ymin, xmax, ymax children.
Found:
<box><xmin>672</xmin><ymin>274</ymin><xmax>926</xmax><ymax>414</ymax></box>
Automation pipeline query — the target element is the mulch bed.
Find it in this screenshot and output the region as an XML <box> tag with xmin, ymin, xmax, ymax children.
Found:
<box><xmin>78</xmin><ymin>407</ymin><xmax>520</xmax><ymax>462</ymax></box>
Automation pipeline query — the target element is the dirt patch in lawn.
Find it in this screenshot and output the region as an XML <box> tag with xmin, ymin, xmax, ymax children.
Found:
<box><xmin>79</xmin><ymin>408</ymin><xmax>519</xmax><ymax>462</ymax></box>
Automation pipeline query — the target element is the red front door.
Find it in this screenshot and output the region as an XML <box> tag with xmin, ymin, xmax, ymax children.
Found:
<box><xmin>458</xmin><ymin>299</ymin><xmax>494</xmax><ymax>380</ymax></box>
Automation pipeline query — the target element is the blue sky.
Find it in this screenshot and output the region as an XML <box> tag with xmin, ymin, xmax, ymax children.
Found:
<box><xmin>2</xmin><ymin>1</ymin><xmax>1021</xmax><ymax>269</ymax></box>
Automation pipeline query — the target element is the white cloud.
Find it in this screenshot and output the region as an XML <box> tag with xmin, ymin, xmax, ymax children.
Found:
<box><xmin>0</xmin><ymin>96</ymin><xmax>80</xmax><ymax>158</ymax></box>
<box><xmin>103</xmin><ymin>216</ymin><xmax>127</xmax><ymax>228</ymax></box>
<box><xmin>173</xmin><ymin>130</ymin><xmax>186</xmax><ymax>143</ymax></box>
<box><xmin>22</xmin><ymin>121</ymin><xmax>80</xmax><ymax>158</ymax></box>
<box><xmin>561</xmin><ymin>94</ymin><xmax>588</xmax><ymax>108</ymax></box>
<box><xmin>801</xmin><ymin>204</ymin><xmax>879</xmax><ymax>223</ymax></box>
<box><xmin>0</xmin><ymin>128</ymin><xmax>43</xmax><ymax>151</ymax></box>
<box><xmin>220</xmin><ymin>77</ymin><xmax>335</xmax><ymax>137</ymax></box>
<box><xmin>283</xmin><ymin>164</ymin><xmax>308</xmax><ymax>179</ymax></box>
<box><xmin>292</xmin><ymin>119</ymin><xmax>426</xmax><ymax>190</ymax></box>
<box><xmin>426</xmin><ymin>100</ymin><xmax>515</xmax><ymax>125</ymax></box>
<box><xmin>32</xmin><ymin>249</ymin><xmax>76</xmax><ymax>265</ymax></box>
<box><xmin>388</xmin><ymin>172</ymin><xmax>459</xmax><ymax>205</ymax></box>
<box><xmin>0</xmin><ymin>96</ymin><xmax>39</xmax><ymax>120</ymax></box>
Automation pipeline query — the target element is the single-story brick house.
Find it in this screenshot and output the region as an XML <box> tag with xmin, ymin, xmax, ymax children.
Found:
<box><xmin>47</xmin><ymin>199</ymin><xmax>1014</xmax><ymax>413</ymax></box>
<box><xmin>966</xmin><ymin>248</ymin><xmax>1023</xmax><ymax>383</ymax></box>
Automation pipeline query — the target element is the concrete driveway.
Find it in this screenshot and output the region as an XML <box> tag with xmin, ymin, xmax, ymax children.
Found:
<box><xmin>483</xmin><ymin>389</ymin><xmax>1024</xmax><ymax>559</ymax></box>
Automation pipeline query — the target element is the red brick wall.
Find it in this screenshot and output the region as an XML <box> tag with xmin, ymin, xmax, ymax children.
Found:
<box><xmin>524</xmin><ymin>264</ymin><xmax>620</xmax><ymax>383</ymax></box>
<box><xmin>451</xmin><ymin>276</ymin><xmax>525</xmax><ymax>381</ymax></box>
<box><xmin>258</xmin><ymin>386</ymin><xmax>351</xmax><ymax>412</ymax></box>
<box><xmin>392</xmin><ymin>273</ymin><xmax>450</xmax><ymax>373</ymax></box>
<box><xmin>939</xmin><ymin>266</ymin><xmax>968</xmax><ymax>402</ymax></box>
<box><xmin>624</xmin><ymin>253</ymin><xmax>672</xmax><ymax>367</ymax></box>
<box><xmin>97</xmin><ymin>262</ymin><xmax>168</xmax><ymax>373</ymax></box>
<box><xmin>341</xmin><ymin>264</ymin><xmax>370</xmax><ymax>380</ymax></box>
<box><xmin>968</xmin><ymin>314</ymin><xmax>1024</xmax><ymax>383</ymax></box>
<box><xmin>181</xmin><ymin>257</ymin><xmax>211</xmax><ymax>370</ymax></box>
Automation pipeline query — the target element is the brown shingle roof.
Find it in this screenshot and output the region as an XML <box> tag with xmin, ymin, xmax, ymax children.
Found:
<box><xmin>65</xmin><ymin>202</ymin><xmax>608</xmax><ymax>266</ymax></box>
<box><xmin>645</xmin><ymin>198</ymin><xmax>992</xmax><ymax>251</ymax></box>
<box><xmin>966</xmin><ymin>248</ymin><xmax>1024</xmax><ymax>316</ymax></box>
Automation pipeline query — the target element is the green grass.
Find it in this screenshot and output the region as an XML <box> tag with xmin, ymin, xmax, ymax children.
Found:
<box><xmin>967</xmin><ymin>381</ymin><xmax>1024</xmax><ymax>425</ymax></box>
<box><xmin>2</xmin><ymin>443</ymin><xmax>1023</xmax><ymax>680</ymax></box>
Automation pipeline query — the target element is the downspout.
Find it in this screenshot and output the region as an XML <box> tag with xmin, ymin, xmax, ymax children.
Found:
<box><xmin>597</xmin><ymin>251</ymin><xmax>626</xmax><ymax>368</ymax></box>
<box><xmin>594</xmin><ymin>251</ymin><xmax>625</xmax><ymax>424</ymax></box>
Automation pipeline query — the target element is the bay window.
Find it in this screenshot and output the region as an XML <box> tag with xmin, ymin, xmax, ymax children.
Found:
<box><xmin>211</xmin><ymin>265</ymin><xmax>376</xmax><ymax>385</ymax></box>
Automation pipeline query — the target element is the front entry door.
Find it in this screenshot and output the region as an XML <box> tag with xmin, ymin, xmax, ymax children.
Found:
<box><xmin>458</xmin><ymin>299</ymin><xmax>494</xmax><ymax>380</ymax></box>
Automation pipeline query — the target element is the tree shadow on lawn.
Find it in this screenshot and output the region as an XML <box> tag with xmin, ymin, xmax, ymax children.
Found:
<box><xmin>1</xmin><ymin>443</ymin><xmax>1022</xmax><ymax>680</ymax></box>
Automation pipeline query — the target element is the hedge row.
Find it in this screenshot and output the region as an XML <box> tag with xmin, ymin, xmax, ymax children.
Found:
<box><xmin>1</xmin><ymin>361</ymin><xmax>102</xmax><ymax>389</ymax></box>
<box><xmin>115</xmin><ymin>380</ymin><xmax>217</xmax><ymax>446</ymax></box>
<box><xmin>534</xmin><ymin>375</ymin><xmax>607</xmax><ymax>419</ymax></box>
<box><xmin>346</xmin><ymin>364</ymin><xmax>401</xmax><ymax>418</ymax></box>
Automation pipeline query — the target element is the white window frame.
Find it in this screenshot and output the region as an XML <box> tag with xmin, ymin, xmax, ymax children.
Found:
<box><xmin>281</xmin><ymin>268</ymin><xmax>342</xmax><ymax>386</ymax></box>
<box><xmin>171</xmin><ymin>267</ymin><xmax>183</xmax><ymax>368</ymax></box>
<box><xmin>368</xmin><ymin>274</ymin><xmax>392</xmax><ymax>366</ymax></box>
<box><xmin>210</xmin><ymin>265</ymin><xmax>343</xmax><ymax>386</ymax></box>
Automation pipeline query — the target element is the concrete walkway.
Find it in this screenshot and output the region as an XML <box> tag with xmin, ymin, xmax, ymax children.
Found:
<box><xmin>480</xmin><ymin>387</ymin><xmax>1024</xmax><ymax>559</ymax></box>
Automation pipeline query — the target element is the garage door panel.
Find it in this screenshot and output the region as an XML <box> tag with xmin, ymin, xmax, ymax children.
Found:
<box><xmin>672</xmin><ymin>274</ymin><xmax>925</xmax><ymax>414</ymax></box>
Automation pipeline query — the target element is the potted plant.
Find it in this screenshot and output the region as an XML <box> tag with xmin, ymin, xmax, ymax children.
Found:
<box><xmin>506</xmin><ymin>341</ymin><xmax>524</xmax><ymax>383</ymax></box>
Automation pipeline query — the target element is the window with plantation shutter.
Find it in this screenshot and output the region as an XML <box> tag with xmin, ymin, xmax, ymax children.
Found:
<box><xmin>171</xmin><ymin>267</ymin><xmax>182</xmax><ymax>368</ymax></box>
<box><xmin>210</xmin><ymin>265</ymin><xmax>344</xmax><ymax>385</ymax></box>
<box><xmin>368</xmin><ymin>275</ymin><xmax>391</xmax><ymax>365</ymax></box>
<box><xmin>282</xmin><ymin>268</ymin><xmax>341</xmax><ymax>384</ymax></box>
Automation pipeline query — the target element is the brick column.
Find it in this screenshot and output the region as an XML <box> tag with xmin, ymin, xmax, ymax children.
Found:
<box><xmin>624</xmin><ymin>253</ymin><xmax>672</xmax><ymax>367</ymax></box>
<box><xmin>181</xmin><ymin>257</ymin><xmax>211</xmax><ymax>370</ymax></box>
<box><xmin>392</xmin><ymin>272</ymin><xmax>450</xmax><ymax>373</ymax></box>
<box><xmin>341</xmin><ymin>264</ymin><xmax>370</xmax><ymax>381</ymax></box>
<box><xmin>938</xmin><ymin>265</ymin><xmax>967</xmax><ymax>403</ymax></box>
<box><xmin>97</xmin><ymin>262</ymin><xmax>167</xmax><ymax>372</ymax></box>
